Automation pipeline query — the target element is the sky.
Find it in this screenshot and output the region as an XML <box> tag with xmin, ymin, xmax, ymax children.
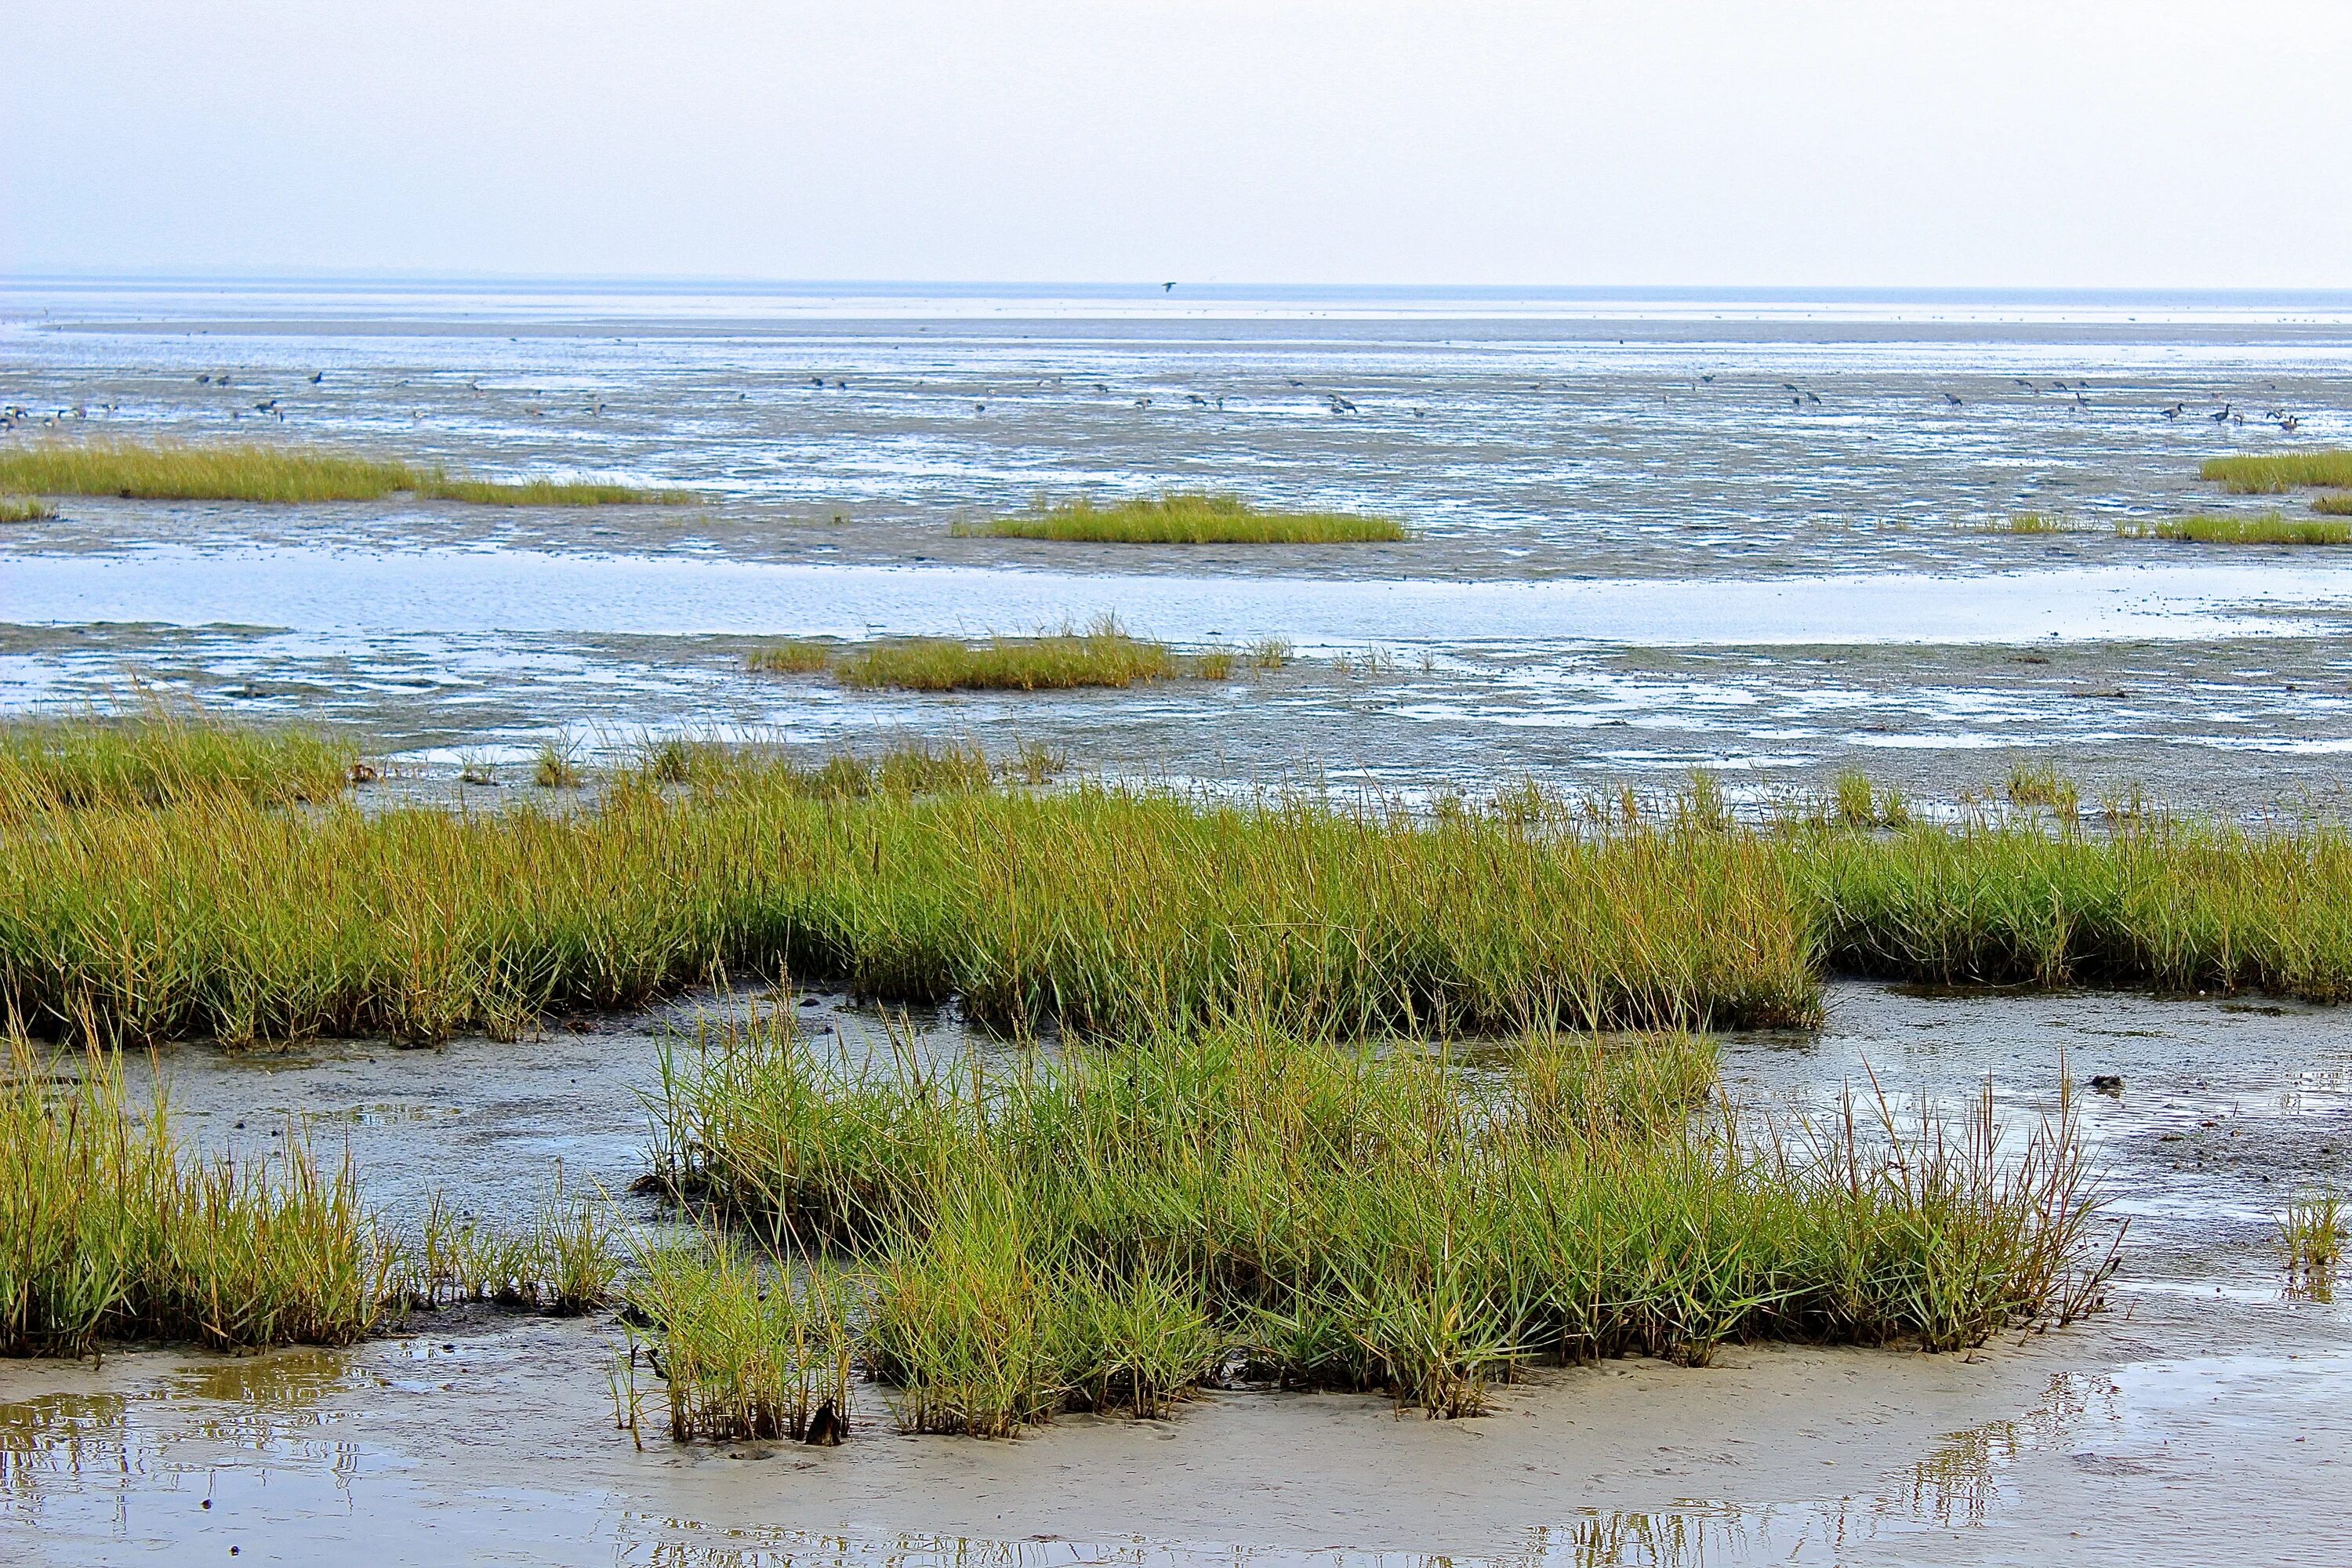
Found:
<box><xmin>6</xmin><ymin>1</ymin><xmax>2350</xmax><ymax>289</ymax></box>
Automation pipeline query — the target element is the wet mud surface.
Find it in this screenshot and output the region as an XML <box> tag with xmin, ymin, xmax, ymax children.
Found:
<box><xmin>9</xmin><ymin>282</ymin><xmax>2352</xmax><ymax>814</ymax></box>
<box><xmin>4</xmin><ymin>984</ymin><xmax>2348</xmax><ymax>1566</ymax></box>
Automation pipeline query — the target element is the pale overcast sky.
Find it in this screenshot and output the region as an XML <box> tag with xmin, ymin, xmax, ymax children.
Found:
<box><xmin>6</xmin><ymin>2</ymin><xmax>2348</xmax><ymax>288</ymax></box>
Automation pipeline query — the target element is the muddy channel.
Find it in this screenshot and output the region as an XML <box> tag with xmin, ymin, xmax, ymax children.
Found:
<box><xmin>2</xmin><ymin>983</ymin><xmax>2347</xmax><ymax>1566</ymax></box>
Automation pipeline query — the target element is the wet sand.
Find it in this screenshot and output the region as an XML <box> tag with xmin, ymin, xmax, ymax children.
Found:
<box><xmin>4</xmin><ymin>985</ymin><xmax>2347</xmax><ymax>1566</ymax></box>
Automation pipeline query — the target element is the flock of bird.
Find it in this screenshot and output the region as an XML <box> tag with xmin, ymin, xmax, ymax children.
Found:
<box><xmin>0</xmin><ymin>366</ymin><xmax>2322</xmax><ymax>437</ymax></box>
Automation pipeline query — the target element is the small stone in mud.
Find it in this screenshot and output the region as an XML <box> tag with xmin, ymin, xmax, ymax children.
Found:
<box><xmin>2089</xmin><ymin>1074</ymin><xmax>2125</xmax><ymax>1095</ymax></box>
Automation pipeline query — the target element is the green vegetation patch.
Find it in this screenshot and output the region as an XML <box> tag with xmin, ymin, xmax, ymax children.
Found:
<box><xmin>2310</xmin><ymin>492</ymin><xmax>2352</xmax><ymax>517</ymax></box>
<box><xmin>7</xmin><ymin>724</ymin><xmax>2352</xmax><ymax>1051</ymax></box>
<box><xmin>830</xmin><ymin>620</ymin><xmax>1214</xmax><ymax>691</ymax></box>
<box><xmin>2201</xmin><ymin>450</ymin><xmax>2352</xmax><ymax>495</ymax></box>
<box><xmin>2118</xmin><ymin>514</ymin><xmax>2352</xmax><ymax>546</ymax></box>
<box><xmin>0</xmin><ymin>496</ymin><xmax>56</xmax><ymax>523</ymax></box>
<box><xmin>956</xmin><ymin>492</ymin><xmax>1407</xmax><ymax>545</ymax></box>
<box><xmin>0</xmin><ymin>439</ymin><xmax>689</xmax><ymax>506</ymax></box>
<box><xmin>0</xmin><ymin>713</ymin><xmax>355</xmax><ymax>811</ymax></box>
<box><xmin>1995</xmin><ymin>512</ymin><xmax>2069</xmax><ymax>534</ymax></box>
<box><xmin>637</xmin><ymin>1011</ymin><xmax>2106</xmax><ymax>1429</ymax></box>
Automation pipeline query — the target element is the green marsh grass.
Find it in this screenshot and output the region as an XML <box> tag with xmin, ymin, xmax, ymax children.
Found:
<box><xmin>956</xmin><ymin>492</ymin><xmax>1407</xmax><ymax>545</ymax></box>
<box><xmin>832</xmin><ymin>619</ymin><xmax>1218</xmax><ymax>692</ymax></box>
<box><xmin>647</xmin><ymin>1010</ymin><xmax>2108</xmax><ymax>1428</ymax></box>
<box><xmin>0</xmin><ymin>440</ymin><xmax>688</xmax><ymax>506</ymax></box>
<box><xmin>2118</xmin><ymin>514</ymin><xmax>2352</xmax><ymax>546</ymax></box>
<box><xmin>746</xmin><ymin>641</ymin><xmax>835</xmax><ymax>675</ymax></box>
<box><xmin>2311</xmin><ymin>492</ymin><xmax>2352</xmax><ymax>517</ymax></box>
<box><xmin>2281</xmin><ymin>1190</ymin><xmax>2343</xmax><ymax>1296</ymax></box>
<box><xmin>0</xmin><ymin>760</ymin><xmax>1817</xmax><ymax>1047</ymax></box>
<box><xmin>0</xmin><ymin>497</ymin><xmax>56</xmax><ymax>523</ymax></box>
<box><xmin>0</xmin><ymin>712</ymin><xmax>354</xmax><ymax>812</ymax></box>
<box><xmin>0</xmin><ymin>1036</ymin><xmax>384</xmax><ymax>1355</ymax></box>
<box><xmin>2201</xmin><ymin>451</ymin><xmax>2352</xmax><ymax>495</ymax></box>
<box><xmin>2004</xmin><ymin>761</ymin><xmax>2080</xmax><ymax>822</ymax></box>
<box><xmin>533</xmin><ymin>740</ymin><xmax>584</xmax><ymax>789</ymax></box>
<box><xmin>11</xmin><ymin>722</ymin><xmax>2352</xmax><ymax>1047</ymax></box>
<box><xmin>1995</xmin><ymin>513</ymin><xmax>2069</xmax><ymax>534</ymax></box>
<box><xmin>625</xmin><ymin>1237</ymin><xmax>853</xmax><ymax>1442</ymax></box>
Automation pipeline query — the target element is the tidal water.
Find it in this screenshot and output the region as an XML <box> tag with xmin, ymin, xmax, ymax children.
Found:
<box><xmin>5</xmin><ymin>278</ymin><xmax>2352</xmax><ymax>808</ymax></box>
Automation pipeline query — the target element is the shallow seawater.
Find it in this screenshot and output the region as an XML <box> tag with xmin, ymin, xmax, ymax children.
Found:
<box><xmin>6</xmin><ymin>281</ymin><xmax>2352</xmax><ymax>810</ymax></box>
<box><xmin>2</xmin><ymin>983</ymin><xmax>2347</xmax><ymax>1566</ymax></box>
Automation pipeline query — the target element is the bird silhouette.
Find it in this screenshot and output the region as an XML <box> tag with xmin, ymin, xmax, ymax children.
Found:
<box><xmin>309</xmin><ymin>371</ymin><xmax>325</xmax><ymax>385</ymax></box>
<box><xmin>1943</xmin><ymin>392</ymin><xmax>1964</xmax><ymax>406</ymax></box>
<box><xmin>2211</xmin><ymin>402</ymin><xmax>2232</xmax><ymax>423</ymax></box>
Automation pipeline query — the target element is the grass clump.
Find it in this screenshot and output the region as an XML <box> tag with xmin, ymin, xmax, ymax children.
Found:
<box><xmin>2005</xmin><ymin>761</ymin><xmax>2079</xmax><ymax>822</ymax></box>
<box><xmin>1995</xmin><ymin>512</ymin><xmax>2069</xmax><ymax>534</ymax></box>
<box><xmin>0</xmin><ymin>496</ymin><xmax>56</xmax><ymax>523</ymax></box>
<box><xmin>625</xmin><ymin>1238</ymin><xmax>852</xmax><ymax>1442</ymax></box>
<box><xmin>0</xmin><ymin>712</ymin><xmax>354</xmax><ymax>813</ymax></box>
<box><xmin>1828</xmin><ymin>771</ymin><xmax>1912</xmax><ymax>830</ymax></box>
<box><xmin>957</xmin><ymin>493</ymin><xmax>1406</xmax><ymax>545</ymax></box>
<box><xmin>0</xmin><ymin>1037</ymin><xmax>384</xmax><ymax>1356</ymax></box>
<box><xmin>2201</xmin><ymin>451</ymin><xmax>2352</xmax><ymax>495</ymax></box>
<box><xmin>0</xmin><ymin>440</ymin><xmax>687</xmax><ymax>506</ymax></box>
<box><xmin>746</xmin><ymin>641</ymin><xmax>834</xmax><ymax>676</ymax></box>
<box><xmin>2310</xmin><ymin>492</ymin><xmax>2352</xmax><ymax>517</ymax></box>
<box><xmin>2281</xmin><ymin>1190</ymin><xmax>2343</xmax><ymax>1297</ymax></box>
<box><xmin>533</xmin><ymin>740</ymin><xmax>584</xmax><ymax>789</ymax></box>
<box><xmin>2118</xmin><ymin>514</ymin><xmax>2352</xmax><ymax>546</ymax></box>
<box><xmin>833</xmin><ymin>619</ymin><xmax>1214</xmax><ymax>692</ymax></box>
<box><xmin>651</xmin><ymin>1011</ymin><xmax>2108</xmax><ymax>1430</ymax></box>
<box><xmin>389</xmin><ymin>1182</ymin><xmax>620</xmax><ymax>1316</ymax></box>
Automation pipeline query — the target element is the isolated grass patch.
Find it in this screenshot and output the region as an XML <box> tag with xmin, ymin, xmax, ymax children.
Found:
<box><xmin>2118</xmin><ymin>514</ymin><xmax>2352</xmax><ymax>546</ymax></box>
<box><xmin>832</xmin><ymin>620</ymin><xmax>1210</xmax><ymax>692</ymax></box>
<box><xmin>1995</xmin><ymin>512</ymin><xmax>2069</xmax><ymax>534</ymax></box>
<box><xmin>0</xmin><ymin>713</ymin><xmax>354</xmax><ymax>813</ymax></box>
<box><xmin>648</xmin><ymin>1011</ymin><xmax>2107</xmax><ymax>1428</ymax></box>
<box><xmin>0</xmin><ymin>440</ymin><xmax>688</xmax><ymax>506</ymax></box>
<box><xmin>0</xmin><ymin>496</ymin><xmax>56</xmax><ymax>523</ymax></box>
<box><xmin>2311</xmin><ymin>492</ymin><xmax>2352</xmax><ymax>517</ymax></box>
<box><xmin>2201</xmin><ymin>451</ymin><xmax>2352</xmax><ymax>495</ymax></box>
<box><xmin>957</xmin><ymin>493</ymin><xmax>1407</xmax><ymax>545</ymax></box>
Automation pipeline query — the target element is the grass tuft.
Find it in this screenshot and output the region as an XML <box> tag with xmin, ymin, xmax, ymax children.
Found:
<box><xmin>625</xmin><ymin>1236</ymin><xmax>853</xmax><ymax>1442</ymax></box>
<box><xmin>2310</xmin><ymin>492</ymin><xmax>2352</xmax><ymax>517</ymax></box>
<box><xmin>533</xmin><ymin>740</ymin><xmax>584</xmax><ymax>789</ymax></box>
<box><xmin>2005</xmin><ymin>761</ymin><xmax>2080</xmax><ymax>821</ymax></box>
<box><xmin>2201</xmin><ymin>451</ymin><xmax>2352</xmax><ymax>495</ymax></box>
<box><xmin>2281</xmin><ymin>1190</ymin><xmax>2343</xmax><ymax>1297</ymax></box>
<box><xmin>0</xmin><ymin>440</ymin><xmax>688</xmax><ymax>506</ymax></box>
<box><xmin>1995</xmin><ymin>513</ymin><xmax>2069</xmax><ymax>534</ymax></box>
<box><xmin>2119</xmin><ymin>514</ymin><xmax>2352</xmax><ymax>546</ymax></box>
<box><xmin>956</xmin><ymin>492</ymin><xmax>1407</xmax><ymax>545</ymax></box>
<box><xmin>0</xmin><ymin>496</ymin><xmax>56</xmax><ymax>523</ymax></box>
